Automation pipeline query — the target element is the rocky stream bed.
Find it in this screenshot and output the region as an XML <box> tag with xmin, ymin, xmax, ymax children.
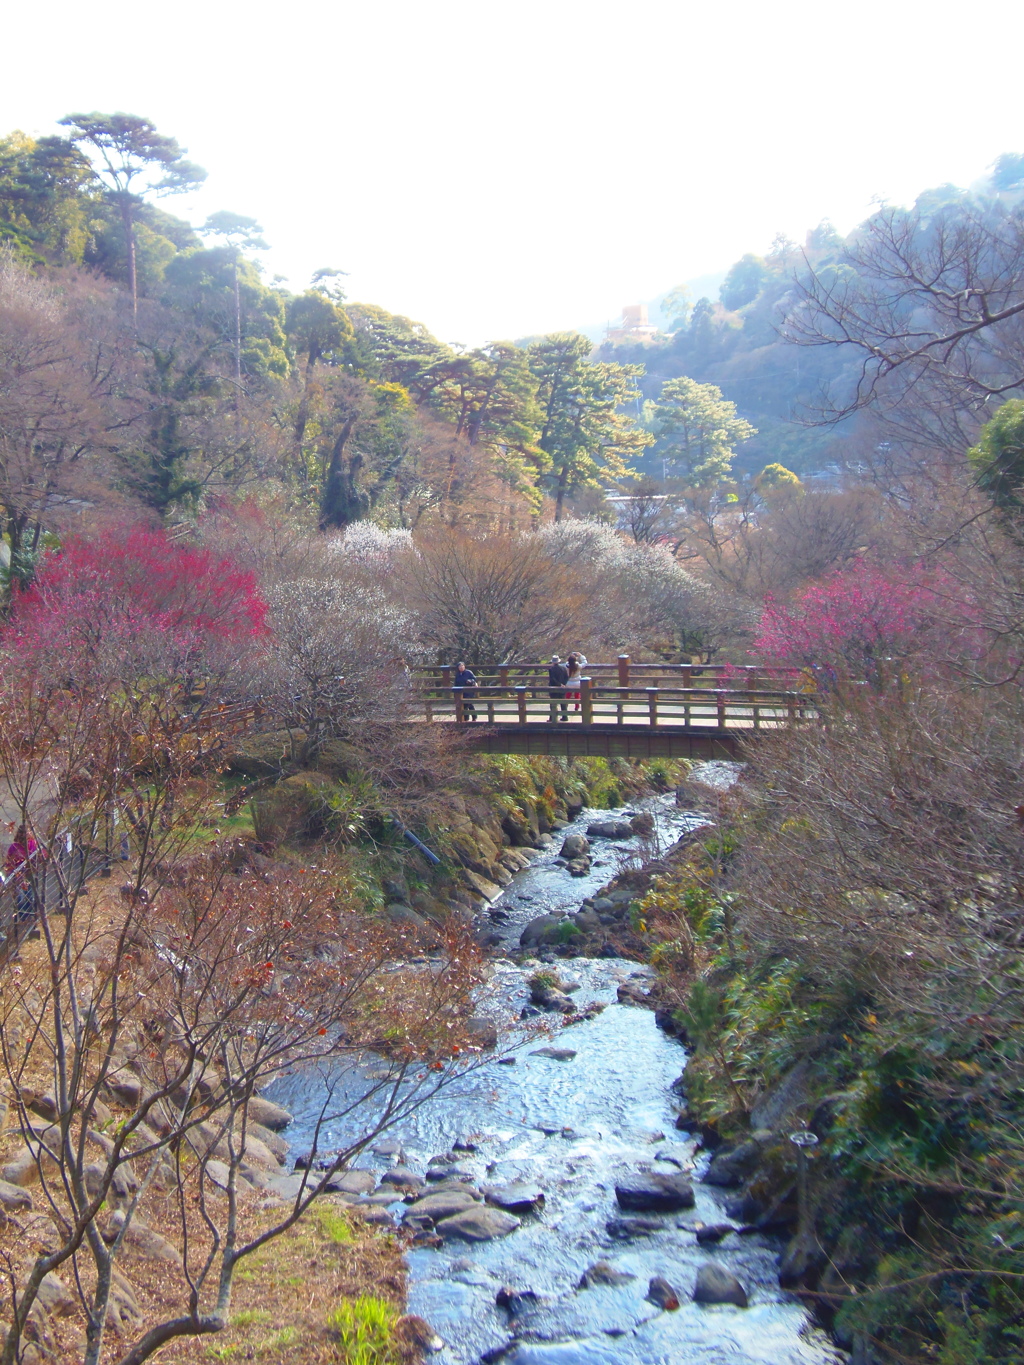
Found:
<box><xmin>264</xmin><ymin>785</ymin><xmax>847</xmax><ymax>1365</ymax></box>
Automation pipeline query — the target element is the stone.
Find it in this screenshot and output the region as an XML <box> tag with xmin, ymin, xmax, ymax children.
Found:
<box><xmin>617</xmin><ymin>982</ymin><xmax>650</xmax><ymax>1005</ymax></box>
<box><xmin>106</xmin><ymin>1268</ymin><xmax>143</xmax><ymax>1334</ymax></box>
<box><xmin>482</xmin><ymin>1183</ymin><xmax>545</xmax><ymax>1214</ymax></box>
<box><xmin>105</xmin><ymin>1068</ymin><xmax>144</xmax><ymax>1106</ymax></box>
<box><xmin>530</xmin><ymin>983</ymin><xmax>576</xmax><ymax>1014</ymax></box>
<box><xmin>462</xmin><ymin>869</ymin><xmax>503</xmax><ymax>902</ymax></box>
<box><xmin>403</xmin><ymin>1190</ymin><xmax>481</xmax><ymax>1223</ymax></box>
<box><xmin>778</xmin><ymin>1229</ymin><xmax>828</xmax><ymax>1288</ymax></box>
<box><xmin>372</xmin><ymin>1138</ymin><xmax>407</xmax><ymax>1160</ymax></box>
<box><xmin>519</xmin><ymin>914</ymin><xmax>562</xmax><ymax>948</ymax></box>
<box><xmin>558</xmin><ymin>834</ymin><xmax>590</xmax><ymax>859</ymax></box>
<box><xmin>245</xmin><ymin>1120</ymin><xmax>289</xmax><ymax>1164</ymax></box>
<box><xmin>606</xmin><ymin>1215</ymin><xmax>665</xmax><ymax>1239</ymax></box>
<box><xmin>425</xmin><ymin>1163</ymin><xmax>476</xmax><ymax>1182</ymax></box>
<box><xmin>496</xmin><ymin>1056</ymin><xmax>517</xmax><ymax>1065</ymax></box>
<box><xmin>205</xmin><ymin>1159</ymin><xmax>233</xmax><ymax>1191</ymax></box>
<box><xmin>578</xmin><ymin>1261</ymin><xmax>635</xmax><ymax>1288</ymax></box>
<box><xmin>0</xmin><ymin>1145</ymin><xmax>50</xmax><ymax>1187</ymax></box>
<box><xmin>566</xmin><ymin>859</ymin><xmax>591</xmax><ymax>877</ymax></box>
<box><xmin>83</xmin><ymin>1160</ymin><xmax>138</xmax><ymax>1206</ymax></box>
<box><xmin>614</xmin><ymin>1172</ymin><xmax>695</xmax><ymax>1212</ymax></box>
<box><xmin>573</xmin><ymin>910</ymin><xmax>603</xmax><ymax>933</ymax></box>
<box><xmin>630</xmin><ymin>812</ymin><xmax>656</xmax><ymax>836</ymax></box>
<box><xmin>379</xmin><ymin>1166</ymin><xmax>423</xmax><ymax>1192</ymax></box>
<box><xmin>646</xmin><ymin>1275</ymin><xmax>681</xmax><ymax>1310</ymax></box>
<box><xmin>495</xmin><ymin>1286</ymin><xmax>539</xmax><ymax>1315</ymax></box>
<box><xmin>695</xmin><ymin>1223</ymin><xmax>736</xmax><ymax>1245</ymax></box>
<box><xmin>703</xmin><ymin>1138</ymin><xmax>768</xmax><ymax>1188</ymax></box>
<box><xmin>586</xmin><ymin>820</ymin><xmax>633</xmax><ymax>840</ymax></box>
<box><xmin>36</xmin><ymin>1272</ymin><xmax>74</xmax><ymax>1317</ymax></box>
<box><xmin>396</xmin><ymin>1314</ymin><xmax>444</xmax><ymax>1352</ymax></box>
<box><xmin>331</xmin><ymin>1169</ymin><xmax>376</xmax><ymax>1195</ymax></box>
<box><xmin>382</xmin><ymin>876</ymin><xmax>410</xmax><ymax>903</ymax></box>
<box><xmin>386</xmin><ymin>903</ymin><xmax>429</xmax><ymax>930</ymax></box>
<box><xmin>693</xmin><ymin>1262</ymin><xmax>749</xmax><ymax>1308</ymax></box>
<box><xmin>529</xmin><ymin>1047</ymin><xmax>577</xmax><ymax>1062</ymax></box>
<box><xmin>434</xmin><ymin>1206</ymin><xmax>520</xmax><ymax>1241</ymax></box>
<box><xmin>0</xmin><ymin>1177</ymin><xmax>32</xmax><ymax>1212</ymax></box>
<box><xmin>110</xmin><ymin>1213</ymin><xmax>183</xmax><ymax>1266</ymax></box>
<box><xmin>247</xmin><ymin>1096</ymin><xmax>292</xmax><ymax>1132</ymax></box>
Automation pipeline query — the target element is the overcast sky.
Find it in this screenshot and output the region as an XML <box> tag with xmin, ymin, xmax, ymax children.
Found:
<box><xmin>3</xmin><ymin>0</ymin><xmax>1022</xmax><ymax>345</ymax></box>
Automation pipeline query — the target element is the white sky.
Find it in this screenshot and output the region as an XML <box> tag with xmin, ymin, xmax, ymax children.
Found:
<box><xmin>3</xmin><ymin>0</ymin><xmax>1022</xmax><ymax>346</ymax></box>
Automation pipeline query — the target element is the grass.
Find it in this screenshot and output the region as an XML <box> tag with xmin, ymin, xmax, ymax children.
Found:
<box><xmin>317</xmin><ymin>1205</ymin><xmax>355</xmax><ymax>1243</ymax></box>
<box><xmin>327</xmin><ymin>1295</ymin><xmax>400</xmax><ymax>1365</ymax></box>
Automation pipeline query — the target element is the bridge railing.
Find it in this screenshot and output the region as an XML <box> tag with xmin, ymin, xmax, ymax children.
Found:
<box><xmin>412</xmin><ymin>657</ymin><xmax>806</xmax><ymax>694</ymax></box>
<box><xmin>416</xmin><ymin>679</ymin><xmax>816</xmax><ymax>729</ymax></box>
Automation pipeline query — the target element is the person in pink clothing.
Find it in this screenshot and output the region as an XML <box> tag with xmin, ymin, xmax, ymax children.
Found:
<box><xmin>4</xmin><ymin>825</ymin><xmax>42</xmax><ymax>921</ymax></box>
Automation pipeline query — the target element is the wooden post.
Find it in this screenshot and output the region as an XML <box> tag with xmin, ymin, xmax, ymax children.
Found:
<box><xmin>750</xmin><ymin>691</ymin><xmax>760</xmax><ymax>729</ymax></box>
<box><xmin>717</xmin><ymin>691</ymin><xmax>727</xmax><ymax>728</ymax></box>
<box><xmin>454</xmin><ymin>689</ymin><xmax>464</xmax><ymax>724</ymax></box>
<box><xmin>516</xmin><ymin>686</ymin><xmax>527</xmax><ymax>725</ymax></box>
<box><xmin>499</xmin><ymin>666</ymin><xmax>509</xmax><ymax>687</ymax></box>
<box><xmin>487</xmin><ymin>697</ymin><xmax>495</xmax><ymax>724</ymax></box>
<box><xmin>618</xmin><ymin>654</ymin><xmax>630</xmax><ymax>688</ymax></box>
<box><xmin>581</xmin><ymin>676</ymin><xmax>593</xmax><ymax>726</ymax></box>
<box><xmin>788</xmin><ymin>694</ymin><xmax>797</xmax><ymax>723</ymax></box>
<box><xmin>647</xmin><ymin>687</ymin><xmax>658</xmax><ymax>728</ymax></box>
<box><xmin>441</xmin><ymin>665</ymin><xmax>451</xmax><ymax>689</ymax></box>
<box><xmin>424</xmin><ymin>697</ymin><xmax>433</xmax><ymax>722</ymax></box>
<box><xmin>681</xmin><ymin>665</ymin><xmax>692</xmax><ymax>687</ymax></box>
<box><xmin>616</xmin><ymin>688</ymin><xmax>624</xmax><ymax>726</ymax></box>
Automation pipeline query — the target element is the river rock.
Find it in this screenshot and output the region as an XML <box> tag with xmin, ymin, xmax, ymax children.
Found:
<box><xmin>462</xmin><ymin>869</ymin><xmax>503</xmax><ymax>902</ymax></box>
<box><xmin>482</xmin><ymin>1183</ymin><xmax>545</xmax><ymax>1214</ymax></box>
<box><xmin>396</xmin><ymin>1314</ymin><xmax>445</xmax><ymax>1353</ymax></box>
<box><xmin>559</xmin><ymin>834</ymin><xmax>590</xmax><ymax>859</ymax></box>
<box><xmin>386</xmin><ymin>903</ymin><xmax>429</xmax><ymax>932</ymax></box>
<box><xmin>646</xmin><ymin>1275</ymin><xmax>681</xmax><ymax>1310</ymax></box>
<box><xmin>247</xmin><ymin>1096</ymin><xmax>292</xmax><ymax>1132</ymax></box>
<box><xmin>693</xmin><ymin>1262</ymin><xmax>749</xmax><ymax>1307</ymax></box>
<box><xmin>404</xmin><ymin>1190</ymin><xmax>480</xmax><ymax>1223</ymax></box>
<box><xmin>586</xmin><ymin>820</ymin><xmax>633</xmax><ymax>840</ymax></box>
<box><xmin>695</xmin><ymin>1222</ymin><xmax>736</xmax><ymax>1245</ymax></box>
<box><xmin>617</xmin><ymin>982</ymin><xmax>650</xmax><ymax>1005</ymax></box>
<box><xmin>435</xmin><ymin>1206</ymin><xmax>520</xmax><ymax>1241</ymax></box>
<box><xmin>425</xmin><ymin>1162</ymin><xmax>476</xmax><ymax>1182</ymax></box>
<box><xmin>702</xmin><ymin>1136</ymin><xmax>771</xmax><ymax>1188</ymax></box>
<box><xmin>36</xmin><ymin>1272</ymin><xmax>74</xmax><ymax>1317</ymax></box>
<box><xmin>630</xmin><ymin>811</ymin><xmax>657</xmax><ymax>835</ymax></box>
<box><xmin>606</xmin><ymin>1215</ymin><xmax>665</xmax><ymax>1239</ymax></box>
<box><xmin>372</xmin><ymin>1138</ymin><xmax>406</xmax><ymax>1159</ymax></box>
<box><xmin>579</xmin><ymin>1260</ymin><xmax>635</xmax><ymax>1287</ymax></box>
<box><xmin>566</xmin><ymin>859</ymin><xmax>591</xmax><ymax>877</ymax></box>
<box><xmin>529</xmin><ymin>1047</ymin><xmax>577</xmax><ymax>1062</ymax></box>
<box><xmin>573</xmin><ymin>910</ymin><xmax>603</xmax><ymax>933</ymax></box>
<box><xmin>530</xmin><ymin>983</ymin><xmax>576</xmax><ymax>1014</ymax></box>
<box><xmin>332</xmin><ymin>1169</ymin><xmax>376</xmax><ymax>1196</ymax></box>
<box><xmin>519</xmin><ymin>915</ymin><xmax>562</xmax><ymax>948</ymax></box>
<box><xmin>379</xmin><ymin>1166</ymin><xmax>423</xmax><ymax>1192</ymax></box>
<box><xmin>107</xmin><ymin>1267</ymin><xmax>143</xmax><ymax>1334</ymax></box>
<box><xmin>0</xmin><ymin>1177</ymin><xmax>32</xmax><ymax>1211</ymax></box>
<box><xmin>615</xmin><ymin>1172</ymin><xmax>695</xmax><ymax>1212</ymax></box>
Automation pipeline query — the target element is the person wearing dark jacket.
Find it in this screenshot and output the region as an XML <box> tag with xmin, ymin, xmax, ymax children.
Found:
<box><xmin>453</xmin><ymin>662</ymin><xmax>478</xmax><ymax>721</ymax></box>
<box><xmin>548</xmin><ymin>654</ymin><xmax>569</xmax><ymax>722</ymax></box>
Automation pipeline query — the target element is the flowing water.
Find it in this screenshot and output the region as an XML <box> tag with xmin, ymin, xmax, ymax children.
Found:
<box><xmin>266</xmin><ymin>784</ymin><xmax>844</xmax><ymax>1365</ymax></box>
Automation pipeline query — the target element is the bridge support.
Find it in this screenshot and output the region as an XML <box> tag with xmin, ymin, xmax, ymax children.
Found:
<box><xmin>472</xmin><ymin>726</ymin><xmax>740</xmax><ymax>760</ymax></box>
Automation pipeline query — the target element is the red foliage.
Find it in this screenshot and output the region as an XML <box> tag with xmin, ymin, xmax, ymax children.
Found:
<box><xmin>753</xmin><ymin>561</ymin><xmax>976</xmax><ymax>674</ymax></box>
<box><xmin>4</xmin><ymin>526</ymin><xmax>267</xmax><ymax>678</ymax></box>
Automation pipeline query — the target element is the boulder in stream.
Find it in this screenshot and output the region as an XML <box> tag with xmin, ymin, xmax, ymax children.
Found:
<box><xmin>403</xmin><ymin>1190</ymin><xmax>481</xmax><ymax>1224</ymax></box>
<box><xmin>646</xmin><ymin>1275</ymin><xmax>681</xmax><ymax>1310</ymax></box>
<box><xmin>606</xmin><ymin>1215</ymin><xmax>666</xmax><ymax>1239</ymax></box>
<box><xmin>529</xmin><ymin>1047</ymin><xmax>578</xmax><ymax>1061</ymax></box>
<box><xmin>692</xmin><ymin>1262</ymin><xmax>749</xmax><ymax>1307</ymax></box>
<box><xmin>482</xmin><ymin>1182</ymin><xmax>545</xmax><ymax>1214</ymax></box>
<box><xmin>614</xmin><ymin>1171</ymin><xmax>695</xmax><ymax>1212</ymax></box>
<box><xmin>558</xmin><ymin>834</ymin><xmax>590</xmax><ymax>859</ymax></box>
<box><xmin>578</xmin><ymin>1261</ymin><xmax>635</xmax><ymax>1288</ymax></box>
<box><xmin>435</xmin><ymin>1206</ymin><xmax>521</xmax><ymax>1241</ymax></box>
<box><xmin>586</xmin><ymin>819</ymin><xmax>634</xmax><ymax>840</ymax></box>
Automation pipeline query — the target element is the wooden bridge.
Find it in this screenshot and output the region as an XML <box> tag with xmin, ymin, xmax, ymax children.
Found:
<box><xmin>412</xmin><ymin>657</ymin><xmax>815</xmax><ymax>759</ymax></box>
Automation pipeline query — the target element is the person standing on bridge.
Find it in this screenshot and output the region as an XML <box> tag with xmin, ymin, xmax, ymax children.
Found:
<box><xmin>4</xmin><ymin>825</ymin><xmax>42</xmax><ymax>923</ymax></box>
<box><xmin>453</xmin><ymin>661</ymin><xmax>478</xmax><ymax>721</ymax></box>
<box><xmin>566</xmin><ymin>653</ymin><xmax>583</xmax><ymax>713</ymax></box>
<box><xmin>548</xmin><ymin>654</ymin><xmax>569</xmax><ymax>722</ymax></box>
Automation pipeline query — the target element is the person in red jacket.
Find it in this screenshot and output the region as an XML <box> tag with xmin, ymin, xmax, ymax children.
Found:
<box><xmin>4</xmin><ymin>825</ymin><xmax>42</xmax><ymax>921</ymax></box>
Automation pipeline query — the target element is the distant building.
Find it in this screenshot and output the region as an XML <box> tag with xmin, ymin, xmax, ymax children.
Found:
<box><xmin>605</xmin><ymin>303</ymin><xmax>660</xmax><ymax>344</ymax></box>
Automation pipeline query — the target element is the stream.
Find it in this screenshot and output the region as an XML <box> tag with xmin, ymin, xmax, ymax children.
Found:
<box><xmin>266</xmin><ymin>785</ymin><xmax>845</xmax><ymax>1365</ymax></box>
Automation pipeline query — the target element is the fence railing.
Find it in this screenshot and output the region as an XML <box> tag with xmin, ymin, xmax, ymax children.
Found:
<box><xmin>412</xmin><ymin>656</ymin><xmax>806</xmax><ymax>694</ymax></box>
<box><xmin>417</xmin><ymin>679</ymin><xmax>816</xmax><ymax>730</ymax></box>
